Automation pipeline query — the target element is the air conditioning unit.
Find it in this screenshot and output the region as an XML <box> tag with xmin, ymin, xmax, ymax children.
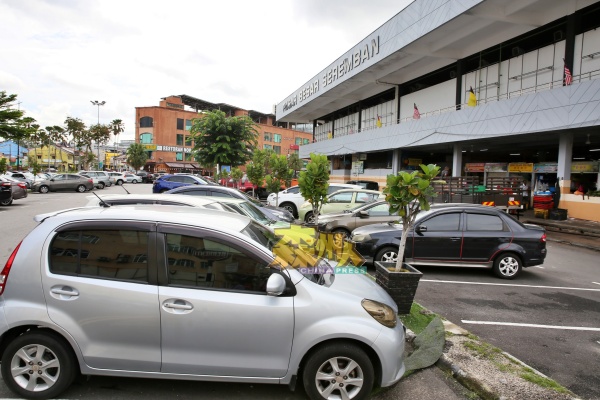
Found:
<box><xmin>511</xmin><ymin>47</ymin><xmax>524</xmax><ymax>57</ymax></box>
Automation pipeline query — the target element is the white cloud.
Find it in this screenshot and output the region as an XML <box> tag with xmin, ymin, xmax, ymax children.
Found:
<box><xmin>1</xmin><ymin>0</ymin><xmax>413</xmax><ymax>140</ymax></box>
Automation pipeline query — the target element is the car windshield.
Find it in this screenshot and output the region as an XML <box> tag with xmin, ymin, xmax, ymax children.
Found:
<box><xmin>236</xmin><ymin>201</ymin><xmax>275</xmax><ymax>225</ymax></box>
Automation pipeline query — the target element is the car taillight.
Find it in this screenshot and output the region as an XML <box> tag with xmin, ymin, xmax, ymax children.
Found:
<box><xmin>0</xmin><ymin>241</ymin><xmax>22</xmax><ymax>296</ymax></box>
<box><xmin>540</xmin><ymin>233</ymin><xmax>547</xmax><ymax>243</ymax></box>
<box><xmin>17</xmin><ymin>183</ymin><xmax>27</xmax><ymax>189</ymax></box>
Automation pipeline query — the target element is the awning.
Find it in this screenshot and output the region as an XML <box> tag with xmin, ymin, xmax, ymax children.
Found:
<box><xmin>165</xmin><ymin>162</ymin><xmax>186</xmax><ymax>168</ymax></box>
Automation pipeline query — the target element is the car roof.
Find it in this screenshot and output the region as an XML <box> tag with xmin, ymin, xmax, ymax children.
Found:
<box><xmin>34</xmin><ymin>205</ymin><xmax>252</xmax><ymax>232</ymax></box>
<box><xmin>84</xmin><ymin>193</ymin><xmax>220</xmax><ymax>207</ymax></box>
<box><xmin>328</xmin><ymin>188</ymin><xmax>382</xmax><ymax>195</ymax></box>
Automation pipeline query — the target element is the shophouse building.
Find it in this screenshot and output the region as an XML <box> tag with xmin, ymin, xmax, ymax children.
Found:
<box><xmin>276</xmin><ymin>0</ymin><xmax>600</xmax><ymax>222</ymax></box>
<box><xmin>135</xmin><ymin>96</ymin><xmax>312</xmax><ymax>175</ymax></box>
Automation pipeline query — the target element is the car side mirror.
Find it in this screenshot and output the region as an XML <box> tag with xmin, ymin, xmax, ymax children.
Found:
<box><xmin>416</xmin><ymin>225</ymin><xmax>427</xmax><ymax>233</ymax></box>
<box><xmin>359</xmin><ymin>210</ymin><xmax>369</xmax><ymax>218</ymax></box>
<box><xmin>193</xmin><ymin>181</ymin><xmax>199</xmax><ymax>185</ymax></box>
<box><xmin>50</xmin><ymin>178</ymin><xmax>55</xmax><ymax>182</ymax></box>
<box><xmin>266</xmin><ymin>274</ymin><xmax>287</xmax><ymax>296</ymax></box>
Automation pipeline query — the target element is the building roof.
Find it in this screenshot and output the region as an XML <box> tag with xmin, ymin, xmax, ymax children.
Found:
<box><xmin>178</xmin><ymin>94</ymin><xmax>275</xmax><ymax>119</ymax></box>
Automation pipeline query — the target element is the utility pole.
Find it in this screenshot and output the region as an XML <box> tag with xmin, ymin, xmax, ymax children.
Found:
<box><xmin>90</xmin><ymin>100</ymin><xmax>106</xmax><ymax>170</ymax></box>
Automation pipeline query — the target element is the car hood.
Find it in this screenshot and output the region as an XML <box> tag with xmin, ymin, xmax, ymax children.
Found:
<box><xmin>352</xmin><ymin>222</ymin><xmax>402</xmax><ymax>236</ymax></box>
<box><xmin>329</xmin><ymin>272</ymin><xmax>397</xmax><ymax>311</ymax></box>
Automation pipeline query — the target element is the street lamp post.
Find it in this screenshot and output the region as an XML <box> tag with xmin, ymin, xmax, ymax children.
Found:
<box><xmin>90</xmin><ymin>100</ymin><xmax>106</xmax><ymax>170</ymax></box>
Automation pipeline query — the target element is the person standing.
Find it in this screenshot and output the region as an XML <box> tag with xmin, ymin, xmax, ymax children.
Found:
<box><xmin>521</xmin><ymin>181</ymin><xmax>530</xmax><ymax>210</ymax></box>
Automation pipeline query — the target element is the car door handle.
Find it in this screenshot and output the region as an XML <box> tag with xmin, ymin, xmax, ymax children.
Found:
<box><xmin>450</xmin><ymin>237</ymin><xmax>462</xmax><ymax>241</ymax></box>
<box><xmin>51</xmin><ymin>287</ymin><xmax>79</xmax><ymax>296</ymax></box>
<box><xmin>163</xmin><ymin>302</ymin><xmax>193</xmax><ymax>310</ymax></box>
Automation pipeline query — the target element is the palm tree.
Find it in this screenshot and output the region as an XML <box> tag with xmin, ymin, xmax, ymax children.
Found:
<box><xmin>109</xmin><ymin>119</ymin><xmax>125</xmax><ymax>170</ymax></box>
<box><xmin>64</xmin><ymin>117</ymin><xmax>87</xmax><ymax>170</ymax></box>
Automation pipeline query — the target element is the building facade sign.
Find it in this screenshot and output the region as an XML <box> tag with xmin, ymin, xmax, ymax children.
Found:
<box><xmin>282</xmin><ymin>35</ymin><xmax>380</xmax><ymax>113</ymax></box>
<box><xmin>484</xmin><ymin>163</ymin><xmax>507</xmax><ymax>172</ymax></box>
<box><xmin>508</xmin><ymin>162</ymin><xmax>534</xmax><ymax>173</ymax></box>
<box><xmin>533</xmin><ymin>162</ymin><xmax>558</xmax><ymax>173</ymax></box>
<box><xmin>166</xmin><ymin>102</ymin><xmax>184</xmax><ymax>109</ymax></box>
<box><xmin>464</xmin><ymin>162</ymin><xmax>485</xmax><ymax>173</ymax></box>
<box><xmin>156</xmin><ymin>145</ymin><xmax>191</xmax><ymax>153</ymax></box>
<box><xmin>571</xmin><ymin>161</ymin><xmax>599</xmax><ymax>173</ymax></box>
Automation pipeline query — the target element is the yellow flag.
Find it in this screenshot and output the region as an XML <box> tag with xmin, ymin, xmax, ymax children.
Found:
<box><xmin>376</xmin><ymin>115</ymin><xmax>382</xmax><ymax>128</ymax></box>
<box><xmin>468</xmin><ymin>86</ymin><xmax>477</xmax><ymax>107</ymax></box>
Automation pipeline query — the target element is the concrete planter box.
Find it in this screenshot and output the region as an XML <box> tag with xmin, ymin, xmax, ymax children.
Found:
<box><xmin>375</xmin><ymin>261</ymin><xmax>423</xmax><ymax>315</ymax></box>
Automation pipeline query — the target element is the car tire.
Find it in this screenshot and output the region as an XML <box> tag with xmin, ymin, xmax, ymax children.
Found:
<box><xmin>375</xmin><ymin>246</ymin><xmax>399</xmax><ymax>263</ymax></box>
<box><xmin>493</xmin><ymin>252</ymin><xmax>522</xmax><ymax>279</ymax></box>
<box><xmin>1</xmin><ymin>331</ymin><xmax>77</xmax><ymax>400</ymax></box>
<box><xmin>39</xmin><ymin>185</ymin><xmax>50</xmax><ymax>194</ymax></box>
<box><xmin>132</xmin><ymin>179</ymin><xmax>138</xmax><ymax>184</ymax></box>
<box><xmin>97</xmin><ymin>182</ymin><xmax>105</xmax><ymax>190</ymax></box>
<box><xmin>331</xmin><ymin>228</ymin><xmax>351</xmax><ymax>247</ymax></box>
<box><xmin>159</xmin><ymin>189</ymin><xmax>168</xmax><ymax>193</ymax></box>
<box><xmin>280</xmin><ymin>202</ymin><xmax>298</xmax><ymax>218</ymax></box>
<box><xmin>0</xmin><ymin>197</ymin><xmax>13</xmax><ymax>206</ymax></box>
<box><xmin>76</xmin><ymin>185</ymin><xmax>86</xmax><ymax>193</ymax></box>
<box><xmin>302</xmin><ymin>342</ymin><xmax>374</xmax><ymax>400</ymax></box>
<box><xmin>117</xmin><ymin>179</ymin><xmax>124</xmax><ymax>185</ymax></box>
<box><xmin>305</xmin><ymin>212</ymin><xmax>316</xmax><ymax>224</ymax></box>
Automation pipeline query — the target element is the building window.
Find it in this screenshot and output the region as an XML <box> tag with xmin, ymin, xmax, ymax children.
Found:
<box><xmin>176</xmin><ymin>134</ymin><xmax>184</xmax><ymax>146</ymax></box>
<box><xmin>274</xmin><ymin>146</ymin><xmax>281</xmax><ymax>154</ymax></box>
<box><xmin>176</xmin><ymin>152</ymin><xmax>183</xmax><ymax>161</ymax></box>
<box><xmin>263</xmin><ymin>144</ymin><xmax>272</xmax><ymax>150</ymax></box>
<box><xmin>139</xmin><ymin>117</ymin><xmax>153</xmax><ymax>128</ymax></box>
<box><xmin>185</xmin><ymin>153</ymin><xmax>192</xmax><ymax>161</ymax></box>
<box><xmin>295</xmin><ymin>137</ymin><xmax>303</xmax><ymax>145</ymax></box>
<box><xmin>303</xmin><ymin>138</ymin><xmax>310</xmax><ymax>145</ymax></box>
<box><xmin>185</xmin><ymin>119</ymin><xmax>192</xmax><ymax>131</ymax></box>
<box><xmin>140</xmin><ymin>133</ymin><xmax>153</xmax><ymax>144</ymax></box>
<box><xmin>185</xmin><ymin>136</ymin><xmax>192</xmax><ymax>146</ymax></box>
<box><xmin>273</xmin><ymin>133</ymin><xmax>282</xmax><ymax>143</ymax></box>
<box><xmin>177</xmin><ymin>118</ymin><xmax>184</xmax><ymax>130</ymax></box>
<box><xmin>264</xmin><ymin>132</ymin><xmax>272</xmax><ymax>141</ymax></box>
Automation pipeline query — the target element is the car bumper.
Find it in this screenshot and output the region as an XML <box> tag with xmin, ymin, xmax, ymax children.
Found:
<box><xmin>373</xmin><ymin>323</ymin><xmax>406</xmax><ymax>387</ymax></box>
<box><xmin>351</xmin><ymin>241</ymin><xmax>375</xmax><ymax>264</ymax></box>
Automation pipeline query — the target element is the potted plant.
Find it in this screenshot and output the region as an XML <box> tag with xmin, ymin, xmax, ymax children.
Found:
<box><xmin>376</xmin><ymin>164</ymin><xmax>440</xmax><ymax>314</ymax></box>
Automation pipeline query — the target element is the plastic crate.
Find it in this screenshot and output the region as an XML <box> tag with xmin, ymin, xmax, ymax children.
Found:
<box><xmin>534</xmin><ymin>209</ymin><xmax>549</xmax><ymax>219</ymax></box>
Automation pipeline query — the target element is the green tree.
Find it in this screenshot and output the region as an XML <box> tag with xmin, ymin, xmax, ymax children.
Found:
<box><xmin>383</xmin><ymin>164</ymin><xmax>440</xmax><ymax>271</ymax></box>
<box><xmin>287</xmin><ymin>152</ymin><xmax>303</xmax><ymax>180</ymax></box>
<box><xmin>298</xmin><ymin>153</ymin><xmax>330</xmax><ymax>224</ymax></box>
<box><xmin>0</xmin><ymin>158</ymin><xmax>7</xmax><ymax>174</ymax></box>
<box><xmin>230</xmin><ymin>167</ymin><xmax>243</xmax><ymax>189</ymax></box>
<box><xmin>89</xmin><ymin>124</ymin><xmax>111</xmax><ymax>169</ymax></box>
<box><xmin>0</xmin><ymin>91</ymin><xmax>25</xmax><ymax>140</ymax></box>
<box><xmin>109</xmin><ymin>119</ymin><xmax>124</xmax><ymax>144</ymax></box>
<box><xmin>265</xmin><ymin>153</ymin><xmax>293</xmax><ymax>204</ymax></box>
<box><xmin>126</xmin><ymin>143</ymin><xmax>149</xmax><ymax>172</ymax></box>
<box><xmin>190</xmin><ymin>110</ymin><xmax>258</xmax><ymax>168</ymax></box>
<box><xmin>246</xmin><ymin>149</ymin><xmax>269</xmax><ymax>197</ymax></box>
<box><xmin>65</xmin><ymin>117</ymin><xmax>88</xmax><ymax>170</ymax></box>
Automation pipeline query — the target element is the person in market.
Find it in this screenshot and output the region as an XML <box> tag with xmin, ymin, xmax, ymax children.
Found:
<box><xmin>520</xmin><ymin>180</ymin><xmax>530</xmax><ymax>210</ymax></box>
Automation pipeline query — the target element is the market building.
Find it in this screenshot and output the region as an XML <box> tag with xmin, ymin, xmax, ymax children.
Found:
<box><xmin>135</xmin><ymin>96</ymin><xmax>312</xmax><ymax>175</ymax></box>
<box><xmin>276</xmin><ymin>0</ymin><xmax>600</xmax><ymax>222</ymax></box>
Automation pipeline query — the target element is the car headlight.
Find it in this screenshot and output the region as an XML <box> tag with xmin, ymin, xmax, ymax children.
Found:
<box><xmin>351</xmin><ymin>233</ymin><xmax>371</xmax><ymax>243</ymax></box>
<box><xmin>362</xmin><ymin>299</ymin><xmax>397</xmax><ymax>328</ymax></box>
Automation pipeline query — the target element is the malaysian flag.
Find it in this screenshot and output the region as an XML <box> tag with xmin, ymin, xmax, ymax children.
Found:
<box><xmin>563</xmin><ymin>59</ymin><xmax>572</xmax><ymax>86</ymax></box>
<box><xmin>413</xmin><ymin>103</ymin><xmax>420</xmax><ymax>119</ymax></box>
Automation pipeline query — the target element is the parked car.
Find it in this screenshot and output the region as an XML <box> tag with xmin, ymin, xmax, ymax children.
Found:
<box><xmin>299</xmin><ymin>189</ymin><xmax>384</xmax><ymax>223</ymax></box>
<box><xmin>31</xmin><ymin>173</ymin><xmax>94</xmax><ymax>193</ymax></box>
<box><xmin>123</xmin><ymin>172</ymin><xmax>141</xmax><ymax>183</ymax></box>
<box><xmin>78</xmin><ymin>170</ymin><xmax>112</xmax><ymax>189</ymax></box>
<box><xmin>85</xmin><ymin>193</ymin><xmax>235</xmax><ymax>213</ymax></box>
<box><xmin>0</xmin><ymin>176</ymin><xmax>28</xmax><ymax>206</ymax></box>
<box><xmin>266</xmin><ymin>183</ymin><xmax>361</xmax><ymax>219</ymax></box>
<box><xmin>346</xmin><ymin>180</ymin><xmax>380</xmax><ymax>190</ymax></box>
<box><xmin>4</xmin><ymin>171</ymin><xmax>33</xmax><ymax>189</ymax></box>
<box><xmin>152</xmin><ymin>174</ymin><xmax>209</xmax><ymax>193</ymax></box>
<box><xmin>165</xmin><ymin>185</ymin><xmax>296</xmax><ymax>223</ymax></box>
<box><xmin>350</xmin><ymin>203</ymin><xmax>547</xmax><ymax>279</ymax></box>
<box><xmin>136</xmin><ymin>171</ymin><xmax>154</xmax><ymax>183</ymax></box>
<box><xmin>317</xmin><ymin>200</ymin><xmax>399</xmax><ymax>238</ymax></box>
<box><xmin>108</xmin><ymin>172</ymin><xmax>126</xmax><ymax>185</ymax></box>
<box><xmin>0</xmin><ymin>205</ymin><xmax>405</xmax><ymax>399</ymax></box>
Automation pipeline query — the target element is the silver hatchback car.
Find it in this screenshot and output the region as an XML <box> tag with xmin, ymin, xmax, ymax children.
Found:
<box><xmin>0</xmin><ymin>206</ymin><xmax>405</xmax><ymax>400</ymax></box>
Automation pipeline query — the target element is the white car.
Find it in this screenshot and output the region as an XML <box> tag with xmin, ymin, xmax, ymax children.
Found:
<box><xmin>78</xmin><ymin>170</ymin><xmax>112</xmax><ymax>189</ymax></box>
<box><xmin>123</xmin><ymin>172</ymin><xmax>141</xmax><ymax>183</ymax></box>
<box><xmin>267</xmin><ymin>183</ymin><xmax>361</xmax><ymax>218</ymax></box>
<box><xmin>108</xmin><ymin>172</ymin><xmax>126</xmax><ymax>185</ymax></box>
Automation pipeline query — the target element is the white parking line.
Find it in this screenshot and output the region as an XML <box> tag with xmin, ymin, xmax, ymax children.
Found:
<box><xmin>461</xmin><ymin>320</ymin><xmax>600</xmax><ymax>331</ymax></box>
<box><xmin>420</xmin><ymin>279</ymin><xmax>600</xmax><ymax>292</ymax></box>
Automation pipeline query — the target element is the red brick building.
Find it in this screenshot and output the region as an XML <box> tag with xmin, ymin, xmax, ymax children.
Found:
<box><xmin>135</xmin><ymin>95</ymin><xmax>312</xmax><ymax>174</ymax></box>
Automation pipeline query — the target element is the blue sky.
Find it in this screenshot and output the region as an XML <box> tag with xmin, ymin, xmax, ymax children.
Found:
<box><xmin>1</xmin><ymin>0</ymin><xmax>412</xmax><ymax>140</ymax></box>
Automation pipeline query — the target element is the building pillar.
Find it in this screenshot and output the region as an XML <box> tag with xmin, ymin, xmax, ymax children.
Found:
<box><xmin>392</xmin><ymin>149</ymin><xmax>402</xmax><ymax>175</ymax></box>
<box><xmin>557</xmin><ymin>132</ymin><xmax>573</xmax><ymax>197</ymax></box>
<box><xmin>452</xmin><ymin>144</ymin><xmax>462</xmax><ymax>177</ymax></box>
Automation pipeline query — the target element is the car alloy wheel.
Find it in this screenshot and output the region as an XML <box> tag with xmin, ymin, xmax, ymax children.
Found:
<box><xmin>1</xmin><ymin>332</ymin><xmax>76</xmax><ymax>399</ymax></box>
<box><xmin>280</xmin><ymin>203</ymin><xmax>297</xmax><ymax>218</ymax></box>
<box><xmin>132</xmin><ymin>179</ymin><xmax>138</xmax><ymax>184</ymax></box>
<box><xmin>76</xmin><ymin>185</ymin><xmax>86</xmax><ymax>193</ymax></box>
<box><xmin>305</xmin><ymin>212</ymin><xmax>316</xmax><ymax>224</ymax></box>
<box><xmin>117</xmin><ymin>180</ymin><xmax>123</xmax><ymax>185</ymax></box>
<box><xmin>97</xmin><ymin>182</ymin><xmax>105</xmax><ymax>189</ymax></box>
<box><xmin>493</xmin><ymin>252</ymin><xmax>522</xmax><ymax>279</ymax></box>
<box><xmin>303</xmin><ymin>343</ymin><xmax>374</xmax><ymax>400</ymax></box>
<box><xmin>39</xmin><ymin>185</ymin><xmax>50</xmax><ymax>194</ymax></box>
<box><xmin>0</xmin><ymin>198</ymin><xmax>13</xmax><ymax>206</ymax></box>
<box><xmin>376</xmin><ymin>247</ymin><xmax>398</xmax><ymax>263</ymax></box>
